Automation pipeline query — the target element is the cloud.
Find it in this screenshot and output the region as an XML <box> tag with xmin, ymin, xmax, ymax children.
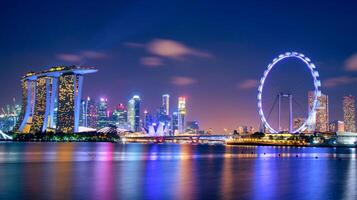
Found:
<box><xmin>238</xmin><ymin>79</ymin><xmax>258</xmax><ymax>90</ymax></box>
<box><xmin>56</xmin><ymin>54</ymin><xmax>82</xmax><ymax>62</ymax></box>
<box><xmin>171</xmin><ymin>76</ymin><xmax>197</xmax><ymax>86</ymax></box>
<box><xmin>147</xmin><ymin>39</ymin><xmax>213</xmax><ymax>59</ymax></box>
<box><xmin>56</xmin><ymin>50</ymin><xmax>107</xmax><ymax>62</ymax></box>
<box><xmin>323</xmin><ymin>76</ymin><xmax>357</xmax><ymax>87</ymax></box>
<box><xmin>345</xmin><ymin>54</ymin><xmax>357</xmax><ymax>71</ymax></box>
<box><xmin>140</xmin><ymin>57</ymin><xmax>163</xmax><ymax>67</ymax></box>
<box><xmin>81</xmin><ymin>51</ymin><xmax>107</xmax><ymax>59</ymax></box>
<box><xmin>123</xmin><ymin>42</ymin><xmax>145</xmax><ymax>48</ymax></box>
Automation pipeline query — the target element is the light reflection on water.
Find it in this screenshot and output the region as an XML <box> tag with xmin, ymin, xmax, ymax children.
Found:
<box><xmin>0</xmin><ymin>142</ymin><xmax>356</xmax><ymax>200</ymax></box>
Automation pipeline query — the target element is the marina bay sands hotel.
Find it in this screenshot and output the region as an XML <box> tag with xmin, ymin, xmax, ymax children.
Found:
<box><xmin>15</xmin><ymin>66</ymin><xmax>97</xmax><ymax>134</ymax></box>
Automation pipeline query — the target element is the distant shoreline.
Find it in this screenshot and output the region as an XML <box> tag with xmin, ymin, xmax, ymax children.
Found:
<box><xmin>225</xmin><ymin>142</ymin><xmax>357</xmax><ymax>148</ymax></box>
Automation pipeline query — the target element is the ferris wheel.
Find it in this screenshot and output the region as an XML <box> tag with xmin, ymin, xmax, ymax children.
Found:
<box><xmin>257</xmin><ymin>52</ymin><xmax>321</xmax><ymax>133</ymax></box>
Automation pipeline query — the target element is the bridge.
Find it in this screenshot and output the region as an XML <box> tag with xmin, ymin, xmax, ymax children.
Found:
<box><xmin>122</xmin><ymin>134</ymin><xmax>229</xmax><ymax>144</ymax></box>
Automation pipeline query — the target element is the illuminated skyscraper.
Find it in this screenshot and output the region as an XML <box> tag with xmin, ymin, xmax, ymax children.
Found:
<box><xmin>143</xmin><ymin>110</ymin><xmax>153</xmax><ymax>130</ymax></box>
<box><xmin>56</xmin><ymin>73</ymin><xmax>83</xmax><ymax>133</ymax></box>
<box><xmin>178</xmin><ymin>97</ymin><xmax>186</xmax><ymax>134</ymax></box>
<box><xmin>112</xmin><ymin>104</ymin><xmax>128</xmax><ymax>129</ymax></box>
<box><xmin>87</xmin><ymin>98</ymin><xmax>97</xmax><ymax>129</ymax></box>
<box><xmin>162</xmin><ymin>94</ymin><xmax>170</xmax><ymax>115</ymax></box>
<box><xmin>15</xmin><ymin>79</ymin><xmax>36</xmax><ymax>133</ymax></box>
<box><xmin>79</xmin><ymin>97</ymin><xmax>90</xmax><ymax>127</ymax></box>
<box><xmin>343</xmin><ymin>95</ymin><xmax>356</xmax><ymax>132</ymax></box>
<box><xmin>128</xmin><ymin>95</ymin><xmax>141</xmax><ymax>132</ymax></box>
<box><xmin>308</xmin><ymin>91</ymin><xmax>329</xmax><ymax>132</ymax></box>
<box><xmin>171</xmin><ymin>112</ymin><xmax>178</xmax><ymax>134</ymax></box>
<box><xmin>97</xmin><ymin>98</ymin><xmax>109</xmax><ymax>129</ymax></box>
<box><xmin>16</xmin><ymin>66</ymin><xmax>97</xmax><ymax>133</ymax></box>
<box><xmin>30</xmin><ymin>77</ymin><xmax>49</xmax><ymax>133</ymax></box>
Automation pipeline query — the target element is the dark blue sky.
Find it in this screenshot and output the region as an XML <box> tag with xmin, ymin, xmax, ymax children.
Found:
<box><xmin>1</xmin><ymin>0</ymin><xmax>357</xmax><ymax>131</ymax></box>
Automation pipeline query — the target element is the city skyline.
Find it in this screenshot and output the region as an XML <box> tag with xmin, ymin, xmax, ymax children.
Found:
<box><xmin>1</xmin><ymin>2</ymin><xmax>357</xmax><ymax>200</ymax></box>
<box><xmin>1</xmin><ymin>66</ymin><xmax>357</xmax><ymax>133</ymax></box>
<box><xmin>1</xmin><ymin>1</ymin><xmax>357</xmax><ymax>131</ymax></box>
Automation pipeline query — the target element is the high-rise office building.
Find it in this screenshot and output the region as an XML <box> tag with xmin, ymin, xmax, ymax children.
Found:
<box><xmin>178</xmin><ymin>97</ymin><xmax>186</xmax><ymax>134</ymax></box>
<box><xmin>162</xmin><ymin>94</ymin><xmax>170</xmax><ymax>115</ymax></box>
<box><xmin>171</xmin><ymin>112</ymin><xmax>178</xmax><ymax>134</ymax></box>
<box><xmin>112</xmin><ymin>103</ymin><xmax>128</xmax><ymax>129</ymax></box>
<box><xmin>87</xmin><ymin>98</ymin><xmax>97</xmax><ymax>129</ymax></box>
<box><xmin>156</xmin><ymin>106</ymin><xmax>166</xmax><ymax>122</ymax></box>
<box><xmin>343</xmin><ymin>95</ymin><xmax>356</xmax><ymax>132</ymax></box>
<box><xmin>79</xmin><ymin>97</ymin><xmax>90</xmax><ymax>127</ymax></box>
<box><xmin>79</xmin><ymin>99</ymin><xmax>86</xmax><ymax>127</ymax></box>
<box><xmin>143</xmin><ymin>110</ymin><xmax>153</xmax><ymax>130</ymax></box>
<box><xmin>97</xmin><ymin>98</ymin><xmax>109</xmax><ymax>129</ymax></box>
<box><xmin>308</xmin><ymin>91</ymin><xmax>329</xmax><ymax>132</ymax></box>
<box><xmin>329</xmin><ymin>121</ymin><xmax>345</xmax><ymax>132</ymax></box>
<box><xmin>128</xmin><ymin>95</ymin><xmax>141</xmax><ymax>132</ymax></box>
<box><xmin>79</xmin><ymin>97</ymin><xmax>98</xmax><ymax>128</ymax></box>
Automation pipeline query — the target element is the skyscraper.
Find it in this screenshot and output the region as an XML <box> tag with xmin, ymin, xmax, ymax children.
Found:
<box><xmin>178</xmin><ymin>97</ymin><xmax>186</xmax><ymax>134</ymax></box>
<box><xmin>128</xmin><ymin>95</ymin><xmax>141</xmax><ymax>132</ymax></box>
<box><xmin>79</xmin><ymin>97</ymin><xmax>90</xmax><ymax>127</ymax></box>
<box><xmin>162</xmin><ymin>94</ymin><xmax>170</xmax><ymax>115</ymax></box>
<box><xmin>16</xmin><ymin>66</ymin><xmax>97</xmax><ymax>134</ymax></box>
<box><xmin>87</xmin><ymin>97</ymin><xmax>97</xmax><ymax>129</ymax></box>
<box><xmin>56</xmin><ymin>73</ymin><xmax>81</xmax><ymax>133</ymax></box>
<box><xmin>112</xmin><ymin>104</ymin><xmax>128</xmax><ymax>129</ymax></box>
<box><xmin>343</xmin><ymin>95</ymin><xmax>356</xmax><ymax>132</ymax></box>
<box><xmin>97</xmin><ymin>98</ymin><xmax>109</xmax><ymax>129</ymax></box>
<box><xmin>79</xmin><ymin>97</ymin><xmax>98</xmax><ymax>128</ymax></box>
<box><xmin>171</xmin><ymin>112</ymin><xmax>178</xmax><ymax>135</ymax></box>
<box><xmin>30</xmin><ymin>77</ymin><xmax>48</xmax><ymax>133</ymax></box>
<box><xmin>143</xmin><ymin>110</ymin><xmax>153</xmax><ymax>130</ymax></box>
<box><xmin>308</xmin><ymin>91</ymin><xmax>329</xmax><ymax>132</ymax></box>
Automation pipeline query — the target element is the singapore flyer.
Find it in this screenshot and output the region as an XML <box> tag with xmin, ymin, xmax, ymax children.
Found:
<box><xmin>257</xmin><ymin>52</ymin><xmax>321</xmax><ymax>133</ymax></box>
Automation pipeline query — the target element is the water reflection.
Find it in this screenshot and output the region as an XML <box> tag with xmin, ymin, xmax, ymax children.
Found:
<box><xmin>0</xmin><ymin>142</ymin><xmax>356</xmax><ymax>199</ymax></box>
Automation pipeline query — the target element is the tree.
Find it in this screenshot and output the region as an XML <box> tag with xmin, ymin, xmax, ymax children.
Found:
<box><xmin>251</xmin><ymin>132</ymin><xmax>265</xmax><ymax>139</ymax></box>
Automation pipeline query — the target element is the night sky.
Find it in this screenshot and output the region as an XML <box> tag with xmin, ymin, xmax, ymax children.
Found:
<box><xmin>1</xmin><ymin>0</ymin><xmax>357</xmax><ymax>132</ymax></box>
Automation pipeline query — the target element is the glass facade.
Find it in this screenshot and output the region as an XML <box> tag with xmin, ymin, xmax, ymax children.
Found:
<box><xmin>97</xmin><ymin>98</ymin><xmax>109</xmax><ymax>129</ymax></box>
<box><xmin>87</xmin><ymin>98</ymin><xmax>97</xmax><ymax>129</ymax></box>
<box><xmin>112</xmin><ymin>104</ymin><xmax>128</xmax><ymax>129</ymax></box>
<box><xmin>172</xmin><ymin>112</ymin><xmax>178</xmax><ymax>134</ymax></box>
<box><xmin>128</xmin><ymin>95</ymin><xmax>141</xmax><ymax>132</ymax></box>
<box><xmin>178</xmin><ymin>97</ymin><xmax>186</xmax><ymax>134</ymax></box>
<box><xmin>162</xmin><ymin>94</ymin><xmax>170</xmax><ymax>115</ymax></box>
